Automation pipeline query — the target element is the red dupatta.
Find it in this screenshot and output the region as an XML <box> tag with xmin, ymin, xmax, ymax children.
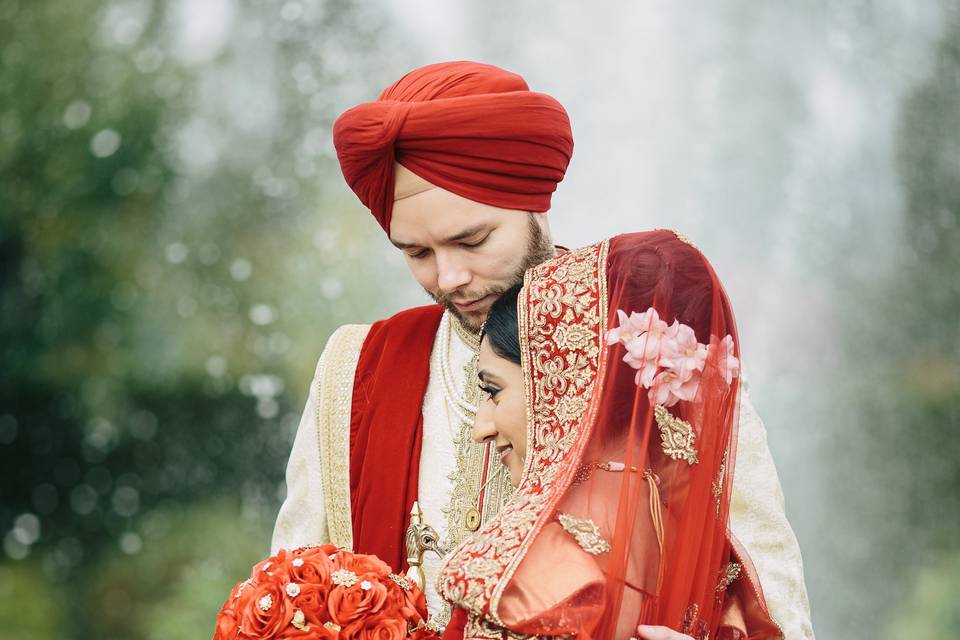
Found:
<box><xmin>350</xmin><ymin>304</ymin><xmax>444</xmax><ymax>572</ymax></box>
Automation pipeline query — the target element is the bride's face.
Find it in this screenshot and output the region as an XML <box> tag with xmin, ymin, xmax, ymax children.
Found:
<box><xmin>474</xmin><ymin>338</ymin><xmax>527</xmax><ymax>487</ymax></box>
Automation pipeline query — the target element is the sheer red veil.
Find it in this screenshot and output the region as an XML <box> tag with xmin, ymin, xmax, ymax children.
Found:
<box><xmin>438</xmin><ymin>231</ymin><xmax>781</xmax><ymax>639</ymax></box>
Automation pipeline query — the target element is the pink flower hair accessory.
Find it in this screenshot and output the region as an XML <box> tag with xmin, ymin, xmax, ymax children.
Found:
<box><xmin>606</xmin><ymin>307</ymin><xmax>739</xmax><ymax>407</ymax></box>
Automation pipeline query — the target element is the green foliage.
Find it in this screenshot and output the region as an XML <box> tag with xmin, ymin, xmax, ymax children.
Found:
<box><xmin>83</xmin><ymin>500</ymin><xmax>270</xmax><ymax>640</ymax></box>
<box><xmin>0</xmin><ymin>561</ymin><xmax>64</xmax><ymax>637</ymax></box>
<box><xmin>0</xmin><ymin>0</ymin><xmax>415</xmax><ymax>637</ymax></box>
<box><xmin>887</xmin><ymin>552</ymin><xmax>960</xmax><ymax>640</ymax></box>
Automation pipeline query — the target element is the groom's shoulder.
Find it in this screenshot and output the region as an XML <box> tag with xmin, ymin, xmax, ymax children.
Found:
<box><xmin>304</xmin><ymin>305</ymin><xmax>443</xmax><ymax>385</ymax></box>
<box><xmin>320</xmin><ymin>304</ymin><xmax>443</xmax><ymax>357</ymax></box>
<box><xmin>373</xmin><ymin>303</ymin><xmax>445</xmax><ymax>327</ymax></box>
<box><xmin>364</xmin><ymin>304</ymin><xmax>444</xmax><ymax>344</ymax></box>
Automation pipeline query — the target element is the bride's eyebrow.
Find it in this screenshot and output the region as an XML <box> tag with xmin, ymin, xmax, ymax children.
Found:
<box><xmin>477</xmin><ymin>370</ymin><xmax>504</xmax><ymax>385</ymax></box>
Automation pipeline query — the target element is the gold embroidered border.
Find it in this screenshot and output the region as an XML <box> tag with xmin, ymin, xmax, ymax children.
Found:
<box><xmin>712</xmin><ymin>451</ymin><xmax>728</xmax><ymax>518</ymax></box>
<box><xmin>315</xmin><ymin>324</ymin><xmax>370</xmax><ymax>549</ymax></box>
<box><xmin>437</xmin><ymin>240</ymin><xmax>609</xmax><ymax>623</ymax></box>
<box><xmin>464</xmin><ymin>615</ymin><xmax>539</xmax><ymax>639</ymax></box>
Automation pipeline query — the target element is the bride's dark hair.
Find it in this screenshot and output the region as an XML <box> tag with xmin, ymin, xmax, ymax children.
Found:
<box><xmin>481</xmin><ymin>284</ymin><xmax>523</xmax><ymax>365</ymax></box>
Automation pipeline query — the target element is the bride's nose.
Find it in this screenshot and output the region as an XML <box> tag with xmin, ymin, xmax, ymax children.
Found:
<box><xmin>472</xmin><ymin>401</ymin><xmax>498</xmax><ymax>444</ymax></box>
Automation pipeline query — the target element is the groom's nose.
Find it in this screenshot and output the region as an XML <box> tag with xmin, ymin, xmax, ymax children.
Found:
<box><xmin>435</xmin><ymin>250</ymin><xmax>472</xmax><ymax>293</ymax></box>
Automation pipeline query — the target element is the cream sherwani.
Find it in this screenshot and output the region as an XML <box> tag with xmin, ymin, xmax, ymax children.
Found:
<box><xmin>271</xmin><ymin>314</ymin><xmax>815</xmax><ymax>639</ymax></box>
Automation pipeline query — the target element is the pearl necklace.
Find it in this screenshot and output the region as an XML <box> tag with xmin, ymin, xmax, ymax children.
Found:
<box><xmin>433</xmin><ymin>313</ymin><xmax>478</xmax><ymax>425</ymax></box>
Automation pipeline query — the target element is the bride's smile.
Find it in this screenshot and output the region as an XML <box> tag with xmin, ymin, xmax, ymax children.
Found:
<box><xmin>473</xmin><ymin>323</ymin><xmax>528</xmax><ymax>488</ymax></box>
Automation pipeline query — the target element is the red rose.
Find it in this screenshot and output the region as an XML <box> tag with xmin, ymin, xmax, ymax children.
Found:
<box><xmin>354</xmin><ymin>618</ymin><xmax>406</xmax><ymax>640</ymax></box>
<box><xmin>327</xmin><ymin>579</ymin><xmax>389</xmax><ymax>627</ymax></box>
<box><xmin>334</xmin><ymin>552</ymin><xmax>391</xmax><ymax>577</ymax></box>
<box><xmin>275</xmin><ymin>616</ymin><xmax>339</xmax><ymax>640</ymax></box>
<box><xmin>213</xmin><ymin>578</ymin><xmax>258</xmax><ymax>640</ymax></box>
<box><xmin>288</xmin><ymin>549</ymin><xmax>334</xmax><ymax>586</ymax></box>
<box><xmin>252</xmin><ymin>549</ymin><xmax>291</xmax><ymax>583</ymax></box>
<box><xmin>382</xmin><ymin>580</ymin><xmax>424</xmax><ymax>621</ymax></box>
<box><xmin>240</xmin><ymin>582</ymin><xmax>289</xmax><ymax>638</ymax></box>
<box><xmin>290</xmin><ymin>583</ymin><xmax>329</xmax><ymax>608</ymax></box>
<box><xmin>213</xmin><ymin>602</ymin><xmax>241</xmax><ymax>640</ymax></box>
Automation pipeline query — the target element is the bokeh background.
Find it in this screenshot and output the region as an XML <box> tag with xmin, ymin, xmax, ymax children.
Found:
<box><xmin>2</xmin><ymin>1</ymin><xmax>958</xmax><ymax>638</ymax></box>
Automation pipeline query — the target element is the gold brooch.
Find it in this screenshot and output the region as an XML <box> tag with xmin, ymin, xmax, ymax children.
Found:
<box><xmin>558</xmin><ymin>513</ymin><xmax>611</xmax><ymax>555</ymax></box>
<box><xmin>654</xmin><ymin>405</ymin><xmax>699</xmax><ymax>465</ymax></box>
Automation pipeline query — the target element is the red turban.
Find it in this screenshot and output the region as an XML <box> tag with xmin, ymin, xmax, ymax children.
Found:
<box><xmin>332</xmin><ymin>61</ymin><xmax>574</xmax><ymax>233</ymax></box>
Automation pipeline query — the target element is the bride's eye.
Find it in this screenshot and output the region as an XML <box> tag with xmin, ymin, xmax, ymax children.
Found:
<box><xmin>478</xmin><ymin>383</ymin><xmax>500</xmax><ymax>399</ymax></box>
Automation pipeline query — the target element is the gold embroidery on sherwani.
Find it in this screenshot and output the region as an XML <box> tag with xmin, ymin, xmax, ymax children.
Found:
<box><xmin>557</xmin><ymin>513</ymin><xmax>611</xmax><ymax>555</ymax></box>
<box><xmin>316</xmin><ymin>324</ymin><xmax>370</xmax><ymax>549</ymax></box>
<box><xmin>436</xmin><ymin>240</ymin><xmax>609</xmax><ymax>625</ymax></box>
<box><xmin>436</xmin><ymin>315</ymin><xmax>516</xmax><ymax>630</ymax></box>
<box><xmin>653</xmin><ymin>404</ymin><xmax>699</xmax><ymax>465</ymax></box>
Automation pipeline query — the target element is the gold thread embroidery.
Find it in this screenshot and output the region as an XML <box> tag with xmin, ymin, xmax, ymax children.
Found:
<box><xmin>654</xmin><ymin>404</ymin><xmax>699</xmax><ymax>465</ymax></box>
<box><xmin>464</xmin><ymin>614</ymin><xmax>543</xmax><ymax>639</ymax></box>
<box><xmin>451</xmin><ymin>313</ymin><xmax>481</xmax><ymax>351</ymax></box>
<box><xmin>717</xmin><ymin>561</ymin><xmax>742</xmax><ymax>593</ymax></box>
<box><xmin>656</xmin><ymin>228</ymin><xmax>698</xmax><ymax>249</ymax></box>
<box><xmin>316</xmin><ymin>324</ymin><xmax>371</xmax><ymax>549</ymax></box>
<box><xmin>712</xmin><ymin>451</ymin><xmax>727</xmax><ymax>518</ymax></box>
<box><xmin>681</xmin><ymin>603</ymin><xmax>700</xmax><ymax>634</ymax></box>
<box><xmin>436</xmin><ymin>240</ymin><xmax>609</xmax><ymax>624</ymax></box>
<box><xmin>558</xmin><ymin>513</ymin><xmax>611</xmax><ymax>555</ymax></box>
<box><xmin>436</xmin><ymin>316</ymin><xmax>516</xmax><ymax>630</ymax></box>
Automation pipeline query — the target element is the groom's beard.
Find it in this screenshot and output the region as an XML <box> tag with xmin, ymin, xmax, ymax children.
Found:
<box><xmin>427</xmin><ymin>215</ymin><xmax>555</xmax><ymax>332</ymax></box>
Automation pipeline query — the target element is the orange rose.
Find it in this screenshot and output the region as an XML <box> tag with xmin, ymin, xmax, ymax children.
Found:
<box><xmin>327</xmin><ymin>579</ymin><xmax>389</xmax><ymax>627</ymax></box>
<box><xmin>252</xmin><ymin>548</ymin><xmax>290</xmax><ymax>583</ymax></box>
<box><xmin>213</xmin><ymin>602</ymin><xmax>241</xmax><ymax>640</ymax></box>
<box><xmin>275</xmin><ymin>617</ymin><xmax>339</xmax><ymax>640</ymax></box>
<box><xmin>286</xmin><ymin>584</ymin><xmax>327</xmax><ymax>622</ymax></box>
<box><xmin>354</xmin><ymin>618</ymin><xmax>406</xmax><ymax>640</ymax></box>
<box><xmin>213</xmin><ymin>578</ymin><xmax>257</xmax><ymax>639</ymax></box>
<box><xmin>406</xmin><ymin>587</ymin><xmax>428</xmax><ymax>619</ymax></box>
<box><xmin>289</xmin><ymin>548</ymin><xmax>334</xmax><ymax>586</ymax></box>
<box><xmin>382</xmin><ymin>580</ymin><xmax>423</xmax><ymax>621</ymax></box>
<box><xmin>334</xmin><ymin>552</ymin><xmax>392</xmax><ymax>577</ymax></box>
<box><xmin>240</xmin><ymin>582</ymin><xmax>289</xmax><ymax>638</ymax></box>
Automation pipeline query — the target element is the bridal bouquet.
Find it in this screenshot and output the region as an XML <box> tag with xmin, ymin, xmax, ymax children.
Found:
<box><xmin>213</xmin><ymin>544</ymin><xmax>438</xmax><ymax>640</ymax></box>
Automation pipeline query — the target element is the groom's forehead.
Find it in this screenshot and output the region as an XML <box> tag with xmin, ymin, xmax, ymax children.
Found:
<box><xmin>389</xmin><ymin>192</ymin><xmax>507</xmax><ymax>247</ymax></box>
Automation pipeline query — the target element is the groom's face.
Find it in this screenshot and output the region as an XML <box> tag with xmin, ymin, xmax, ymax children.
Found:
<box><xmin>390</xmin><ymin>186</ymin><xmax>553</xmax><ymax>331</ymax></box>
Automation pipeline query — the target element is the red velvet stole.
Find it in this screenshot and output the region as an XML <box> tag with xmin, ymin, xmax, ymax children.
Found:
<box><xmin>349</xmin><ymin>304</ymin><xmax>445</xmax><ymax>572</ymax></box>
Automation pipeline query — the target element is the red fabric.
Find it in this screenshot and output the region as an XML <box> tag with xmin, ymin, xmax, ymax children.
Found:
<box><xmin>350</xmin><ymin>304</ymin><xmax>445</xmax><ymax>571</ymax></box>
<box><xmin>333</xmin><ymin>61</ymin><xmax>574</xmax><ymax>233</ymax></box>
<box><xmin>441</xmin><ymin>608</ymin><xmax>468</xmax><ymax>640</ymax></box>
<box><xmin>439</xmin><ymin>233</ymin><xmax>779</xmax><ymax>638</ymax></box>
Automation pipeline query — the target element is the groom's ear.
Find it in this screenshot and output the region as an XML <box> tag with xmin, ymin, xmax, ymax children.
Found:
<box><xmin>530</xmin><ymin>211</ymin><xmax>551</xmax><ymax>237</ymax></box>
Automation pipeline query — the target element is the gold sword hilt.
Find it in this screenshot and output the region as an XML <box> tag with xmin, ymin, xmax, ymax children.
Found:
<box><xmin>404</xmin><ymin>501</ymin><xmax>442</xmax><ymax>591</ymax></box>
